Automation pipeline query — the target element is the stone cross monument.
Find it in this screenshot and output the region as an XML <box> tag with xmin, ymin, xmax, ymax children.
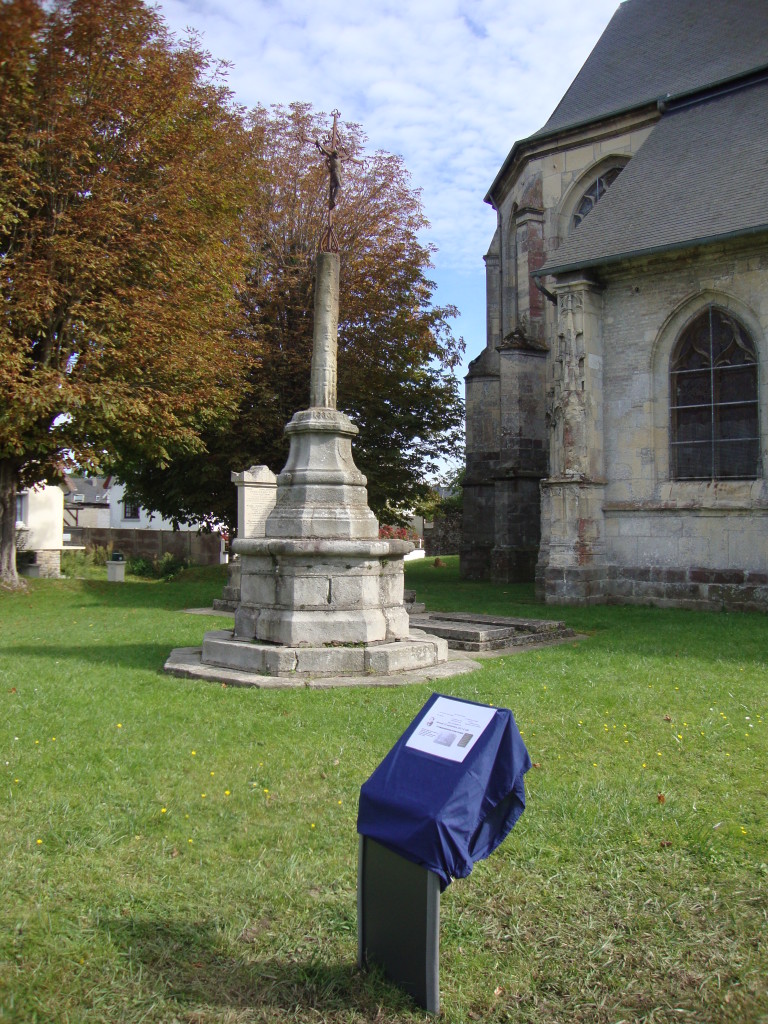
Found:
<box><xmin>169</xmin><ymin>112</ymin><xmax>450</xmax><ymax>682</ymax></box>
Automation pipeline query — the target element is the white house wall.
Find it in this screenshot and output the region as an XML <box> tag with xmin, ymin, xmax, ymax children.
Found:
<box><xmin>20</xmin><ymin>484</ymin><xmax>64</xmax><ymax>551</ymax></box>
<box><xmin>108</xmin><ymin>482</ymin><xmax>204</xmax><ymax>532</ymax></box>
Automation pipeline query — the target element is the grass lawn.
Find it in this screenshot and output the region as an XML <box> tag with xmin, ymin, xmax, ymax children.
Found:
<box><xmin>1</xmin><ymin>557</ymin><xmax>766</xmax><ymax>1023</ymax></box>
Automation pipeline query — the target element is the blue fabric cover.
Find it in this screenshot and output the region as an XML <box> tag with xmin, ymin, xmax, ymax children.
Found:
<box><xmin>357</xmin><ymin>693</ymin><xmax>531</xmax><ymax>889</ymax></box>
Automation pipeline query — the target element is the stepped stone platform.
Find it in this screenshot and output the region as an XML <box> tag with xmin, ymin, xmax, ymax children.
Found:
<box><xmin>164</xmin><ymin>629</ymin><xmax>480</xmax><ymax>690</ymax></box>
<box><xmin>407</xmin><ymin>612</ymin><xmax>575</xmax><ymax>652</ymax></box>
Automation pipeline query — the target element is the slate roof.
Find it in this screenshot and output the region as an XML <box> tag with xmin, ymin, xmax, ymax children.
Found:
<box><xmin>65</xmin><ymin>475</ymin><xmax>110</xmax><ymax>505</ymax></box>
<box><xmin>486</xmin><ymin>0</ymin><xmax>768</xmax><ymax>205</ymax></box>
<box><xmin>540</xmin><ymin>78</ymin><xmax>768</xmax><ymax>275</ymax></box>
<box><xmin>537</xmin><ymin>0</ymin><xmax>768</xmax><ymax>138</ymax></box>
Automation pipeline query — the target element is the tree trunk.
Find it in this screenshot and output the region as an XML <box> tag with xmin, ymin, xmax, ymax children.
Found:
<box><xmin>0</xmin><ymin>460</ymin><xmax>22</xmax><ymax>588</ymax></box>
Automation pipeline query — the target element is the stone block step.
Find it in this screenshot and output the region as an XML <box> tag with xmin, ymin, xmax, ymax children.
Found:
<box><xmin>408</xmin><ymin>613</ymin><xmax>575</xmax><ymax>652</ymax></box>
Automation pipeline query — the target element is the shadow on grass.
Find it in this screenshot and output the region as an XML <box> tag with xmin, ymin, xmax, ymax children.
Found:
<box><xmin>74</xmin><ymin>578</ymin><xmax>218</xmax><ymax>610</ymax></box>
<box><xmin>2</xmin><ymin>641</ymin><xmax>177</xmax><ymax>672</ymax></box>
<box><xmin>104</xmin><ymin>916</ymin><xmax>415</xmax><ymax>1018</ymax></box>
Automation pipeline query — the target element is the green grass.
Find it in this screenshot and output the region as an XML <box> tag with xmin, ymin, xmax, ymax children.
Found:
<box><xmin>1</xmin><ymin>559</ymin><xmax>767</xmax><ymax>1023</ymax></box>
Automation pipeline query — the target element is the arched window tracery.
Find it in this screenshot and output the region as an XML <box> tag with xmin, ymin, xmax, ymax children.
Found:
<box><xmin>670</xmin><ymin>306</ymin><xmax>759</xmax><ymax>480</ymax></box>
<box><xmin>572</xmin><ymin>165</ymin><xmax>623</xmax><ymax>228</ymax></box>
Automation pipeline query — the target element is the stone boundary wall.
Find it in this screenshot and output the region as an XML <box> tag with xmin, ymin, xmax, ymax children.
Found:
<box><xmin>540</xmin><ymin>564</ymin><xmax>768</xmax><ymax>612</ymax></box>
<box><xmin>424</xmin><ymin>509</ymin><xmax>462</xmax><ymax>557</ymax></box>
<box><xmin>19</xmin><ymin>549</ymin><xmax>62</xmax><ymax>578</ymax></box>
<box><xmin>71</xmin><ymin>528</ymin><xmax>222</xmax><ymax>565</ymax></box>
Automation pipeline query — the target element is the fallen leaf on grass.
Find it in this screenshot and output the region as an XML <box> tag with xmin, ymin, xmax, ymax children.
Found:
<box><xmin>494</xmin><ymin>986</ymin><xmax>504</xmax><ymax>997</ymax></box>
<box><xmin>657</xmin><ymin>793</ymin><xmax>666</xmax><ymax>804</ymax></box>
<box><xmin>532</xmin><ymin>762</ymin><xmax>542</xmax><ymax>769</ymax></box>
<box><xmin>664</xmin><ymin>714</ymin><xmax>672</xmax><ymax>721</ymax></box>
<box><xmin>660</xmin><ymin>840</ymin><xmax>672</xmax><ymax>848</ymax></box>
<box><xmin>238</xmin><ymin>920</ymin><xmax>272</xmax><ymax>943</ymax></box>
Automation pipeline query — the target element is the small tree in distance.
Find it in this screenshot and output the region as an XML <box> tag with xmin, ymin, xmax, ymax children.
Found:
<box><xmin>0</xmin><ymin>0</ymin><xmax>256</xmax><ymax>585</ymax></box>
<box><xmin>118</xmin><ymin>103</ymin><xmax>465</xmax><ymax>532</ymax></box>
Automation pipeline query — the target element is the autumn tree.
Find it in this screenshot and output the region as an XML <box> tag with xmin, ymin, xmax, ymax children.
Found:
<box><xmin>118</xmin><ymin>103</ymin><xmax>465</xmax><ymax>531</ymax></box>
<box><xmin>0</xmin><ymin>0</ymin><xmax>255</xmax><ymax>585</ymax></box>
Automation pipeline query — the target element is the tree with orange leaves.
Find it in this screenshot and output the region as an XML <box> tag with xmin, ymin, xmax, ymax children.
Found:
<box><xmin>0</xmin><ymin>0</ymin><xmax>255</xmax><ymax>585</ymax></box>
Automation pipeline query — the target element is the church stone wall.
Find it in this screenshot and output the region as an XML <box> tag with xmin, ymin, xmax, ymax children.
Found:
<box><xmin>542</xmin><ymin>241</ymin><xmax>768</xmax><ymax>611</ymax></box>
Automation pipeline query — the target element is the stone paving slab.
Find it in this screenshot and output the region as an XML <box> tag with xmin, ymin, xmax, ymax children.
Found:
<box><xmin>425</xmin><ymin>612</ymin><xmax>573</xmax><ymax>633</ymax></box>
<box><xmin>408</xmin><ymin>612</ymin><xmax>576</xmax><ymax>651</ymax></box>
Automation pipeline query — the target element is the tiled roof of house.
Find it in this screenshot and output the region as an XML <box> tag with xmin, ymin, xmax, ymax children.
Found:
<box><xmin>539</xmin><ymin>78</ymin><xmax>768</xmax><ymax>276</ymax></box>
<box><xmin>64</xmin><ymin>475</ymin><xmax>110</xmax><ymax>505</ymax></box>
<box><xmin>537</xmin><ymin>0</ymin><xmax>768</xmax><ymax>138</ymax></box>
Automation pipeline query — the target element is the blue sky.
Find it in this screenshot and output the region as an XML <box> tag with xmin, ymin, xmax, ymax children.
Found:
<box><xmin>156</xmin><ymin>0</ymin><xmax>619</xmax><ymax>374</ymax></box>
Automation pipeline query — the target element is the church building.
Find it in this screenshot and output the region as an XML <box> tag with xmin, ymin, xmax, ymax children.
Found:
<box><xmin>462</xmin><ymin>0</ymin><xmax>768</xmax><ymax>611</ymax></box>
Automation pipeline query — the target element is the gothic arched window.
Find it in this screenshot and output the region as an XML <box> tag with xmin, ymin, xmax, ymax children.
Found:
<box><xmin>670</xmin><ymin>306</ymin><xmax>759</xmax><ymax>480</ymax></box>
<box><xmin>572</xmin><ymin>166</ymin><xmax>623</xmax><ymax>228</ymax></box>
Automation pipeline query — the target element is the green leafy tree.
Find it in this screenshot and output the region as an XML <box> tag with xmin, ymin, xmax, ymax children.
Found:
<box><xmin>0</xmin><ymin>0</ymin><xmax>255</xmax><ymax>585</ymax></box>
<box><xmin>118</xmin><ymin>103</ymin><xmax>465</xmax><ymax>532</ymax></box>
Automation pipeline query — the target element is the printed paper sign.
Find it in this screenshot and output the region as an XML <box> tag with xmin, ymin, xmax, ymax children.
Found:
<box><xmin>406</xmin><ymin>696</ymin><xmax>497</xmax><ymax>763</ymax></box>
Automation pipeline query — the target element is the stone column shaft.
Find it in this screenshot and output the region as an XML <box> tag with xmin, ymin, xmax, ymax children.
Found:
<box><xmin>310</xmin><ymin>252</ymin><xmax>339</xmax><ymax>409</ymax></box>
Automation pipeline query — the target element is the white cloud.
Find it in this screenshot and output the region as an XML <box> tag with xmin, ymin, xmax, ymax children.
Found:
<box><xmin>157</xmin><ymin>0</ymin><xmax>619</xmax><ymax>352</ymax></box>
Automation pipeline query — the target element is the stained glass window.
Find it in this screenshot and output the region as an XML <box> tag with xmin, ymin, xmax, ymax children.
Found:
<box><xmin>572</xmin><ymin>166</ymin><xmax>623</xmax><ymax>228</ymax></box>
<box><xmin>670</xmin><ymin>307</ymin><xmax>759</xmax><ymax>480</ymax></box>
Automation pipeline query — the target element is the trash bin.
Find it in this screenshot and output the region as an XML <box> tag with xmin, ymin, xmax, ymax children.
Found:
<box><xmin>357</xmin><ymin>692</ymin><xmax>531</xmax><ymax>1012</ymax></box>
<box><xmin>107</xmin><ymin>556</ymin><xmax>126</xmax><ymax>582</ymax></box>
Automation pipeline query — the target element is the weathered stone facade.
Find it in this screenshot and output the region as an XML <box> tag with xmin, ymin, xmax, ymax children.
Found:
<box><xmin>535</xmin><ymin>245</ymin><xmax>768</xmax><ymax>609</ymax></box>
<box><xmin>463</xmin><ymin>0</ymin><xmax>768</xmax><ymax>611</ymax></box>
<box><xmin>463</xmin><ymin>118</ymin><xmax>653</xmax><ymax>585</ymax></box>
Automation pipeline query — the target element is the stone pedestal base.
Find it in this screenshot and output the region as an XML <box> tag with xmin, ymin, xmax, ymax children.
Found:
<box><xmin>232</xmin><ymin>537</ymin><xmax>413</xmax><ymax>646</ymax></box>
<box><xmin>202</xmin><ymin>628</ymin><xmax>448</xmax><ymax>677</ymax></box>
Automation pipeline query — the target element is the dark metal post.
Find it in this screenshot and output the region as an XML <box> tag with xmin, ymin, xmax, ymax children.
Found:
<box><xmin>358</xmin><ymin>836</ymin><xmax>441</xmax><ymax>1014</ymax></box>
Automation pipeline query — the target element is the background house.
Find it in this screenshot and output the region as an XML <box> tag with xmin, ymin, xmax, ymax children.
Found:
<box><xmin>16</xmin><ymin>483</ymin><xmax>65</xmax><ymax>577</ymax></box>
<box><xmin>63</xmin><ymin>476</ymin><xmax>226</xmax><ymax>565</ymax></box>
<box><xmin>462</xmin><ymin>0</ymin><xmax>768</xmax><ymax>611</ymax></box>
